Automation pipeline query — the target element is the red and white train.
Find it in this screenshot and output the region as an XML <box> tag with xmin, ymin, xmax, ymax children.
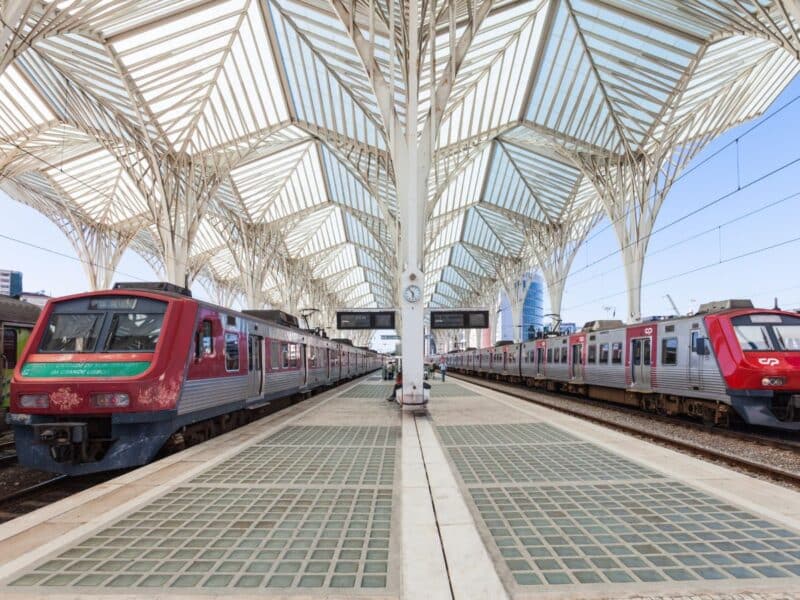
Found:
<box><xmin>437</xmin><ymin>299</ymin><xmax>800</xmax><ymax>431</ymax></box>
<box><xmin>7</xmin><ymin>283</ymin><xmax>382</xmax><ymax>474</ymax></box>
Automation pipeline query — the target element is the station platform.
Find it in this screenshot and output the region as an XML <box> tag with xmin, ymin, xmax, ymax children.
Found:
<box><xmin>1</xmin><ymin>374</ymin><xmax>799</xmax><ymax>599</ymax></box>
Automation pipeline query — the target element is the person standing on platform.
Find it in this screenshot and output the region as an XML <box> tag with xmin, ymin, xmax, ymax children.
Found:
<box><xmin>439</xmin><ymin>357</ymin><xmax>447</xmax><ymax>382</ymax></box>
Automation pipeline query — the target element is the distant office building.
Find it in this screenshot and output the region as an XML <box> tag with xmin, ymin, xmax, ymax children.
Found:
<box><xmin>0</xmin><ymin>270</ymin><xmax>22</xmax><ymax>297</ymax></box>
<box><xmin>498</xmin><ymin>271</ymin><xmax>544</xmax><ymax>341</ymax></box>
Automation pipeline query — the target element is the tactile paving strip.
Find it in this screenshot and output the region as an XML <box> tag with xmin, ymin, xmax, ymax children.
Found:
<box><xmin>471</xmin><ymin>482</ymin><xmax>800</xmax><ymax>586</ymax></box>
<box><xmin>447</xmin><ymin>443</ymin><xmax>662</xmax><ymax>484</ymax></box>
<box><xmin>193</xmin><ymin>445</ymin><xmax>395</xmax><ymax>486</ymax></box>
<box><xmin>7</xmin><ymin>425</ymin><xmax>399</xmax><ymax>592</ymax></box>
<box><xmin>10</xmin><ymin>487</ymin><xmax>392</xmax><ymax>589</ymax></box>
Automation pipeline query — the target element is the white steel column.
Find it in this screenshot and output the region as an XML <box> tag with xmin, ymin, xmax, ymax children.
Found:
<box><xmin>396</xmin><ymin>0</ymin><xmax>426</xmax><ymax>405</ymax></box>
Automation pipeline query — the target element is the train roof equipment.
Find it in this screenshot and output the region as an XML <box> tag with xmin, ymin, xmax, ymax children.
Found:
<box><xmin>241</xmin><ymin>309</ymin><xmax>299</xmax><ymax>328</ymax></box>
<box><xmin>582</xmin><ymin>320</ymin><xmax>625</xmax><ymax>332</ymax></box>
<box><xmin>697</xmin><ymin>299</ymin><xmax>754</xmax><ymax>313</ymax></box>
<box><xmin>113</xmin><ymin>281</ymin><xmax>192</xmax><ymax>297</ymax></box>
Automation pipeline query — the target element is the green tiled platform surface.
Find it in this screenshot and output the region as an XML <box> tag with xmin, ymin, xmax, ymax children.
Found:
<box><xmin>192</xmin><ymin>445</ymin><xmax>396</xmax><ymax>486</ymax></box>
<box><xmin>343</xmin><ymin>384</ymin><xmax>394</xmax><ymax>399</ymax></box>
<box><xmin>8</xmin><ymin>425</ymin><xmax>399</xmax><ymax>592</ymax></box>
<box><xmin>471</xmin><ymin>482</ymin><xmax>800</xmax><ymax>586</ymax></box>
<box><xmin>438</xmin><ymin>422</ymin><xmax>800</xmax><ymax>590</ymax></box>
<box><xmin>240</xmin><ymin>425</ymin><xmax>398</xmax><ymax>447</ymax></box>
<box><xmin>427</xmin><ymin>382</ymin><xmax>479</xmax><ymax>396</ymax></box>
<box><xmin>447</xmin><ymin>443</ymin><xmax>662</xmax><ymax>484</ymax></box>
<box><xmin>438</xmin><ymin>423</ymin><xmax>581</xmax><ymax>446</ymax></box>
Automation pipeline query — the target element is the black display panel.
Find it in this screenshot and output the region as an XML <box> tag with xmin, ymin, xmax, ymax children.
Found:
<box><xmin>336</xmin><ymin>311</ymin><xmax>396</xmax><ymax>330</ymax></box>
<box><xmin>430</xmin><ymin>310</ymin><xmax>489</xmax><ymax>329</ymax></box>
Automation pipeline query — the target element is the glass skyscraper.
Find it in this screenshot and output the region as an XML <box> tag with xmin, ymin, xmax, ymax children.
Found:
<box><xmin>498</xmin><ymin>271</ymin><xmax>544</xmax><ymax>341</ymax></box>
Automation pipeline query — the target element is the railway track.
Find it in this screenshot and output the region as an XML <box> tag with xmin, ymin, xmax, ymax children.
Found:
<box><xmin>451</xmin><ymin>373</ymin><xmax>800</xmax><ymax>487</ymax></box>
<box><xmin>0</xmin><ymin>473</ymin><xmax>115</xmax><ymax>524</ymax></box>
<box><xmin>0</xmin><ymin>440</ymin><xmax>16</xmax><ymax>466</ymax></box>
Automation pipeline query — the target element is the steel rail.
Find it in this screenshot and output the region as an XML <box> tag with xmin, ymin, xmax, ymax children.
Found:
<box><xmin>451</xmin><ymin>373</ymin><xmax>800</xmax><ymax>487</ymax></box>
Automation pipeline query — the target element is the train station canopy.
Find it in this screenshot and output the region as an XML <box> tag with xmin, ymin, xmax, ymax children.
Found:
<box><xmin>0</xmin><ymin>0</ymin><xmax>798</xmax><ymax>320</ymax></box>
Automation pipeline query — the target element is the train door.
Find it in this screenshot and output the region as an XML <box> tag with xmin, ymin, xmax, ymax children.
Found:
<box><xmin>688</xmin><ymin>329</ymin><xmax>708</xmax><ymax>390</ymax></box>
<box><xmin>571</xmin><ymin>343</ymin><xmax>582</xmax><ymax>379</ymax></box>
<box><xmin>536</xmin><ymin>347</ymin><xmax>544</xmax><ymax>375</ymax></box>
<box><xmin>326</xmin><ymin>348</ymin><xmax>331</xmax><ymax>381</ymax></box>
<box><xmin>247</xmin><ymin>335</ymin><xmax>263</xmax><ymax>397</ymax></box>
<box><xmin>302</xmin><ymin>344</ymin><xmax>308</xmax><ymax>387</ymax></box>
<box><xmin>630</xmin><ymin>337</ymin><xmax>651</xmax><ymax>388</ymax></box>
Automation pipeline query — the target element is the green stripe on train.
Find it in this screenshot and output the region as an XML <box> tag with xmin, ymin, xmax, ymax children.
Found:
<box><xmin>21</xmin><ymin>361</ymin><xmax>151</xmax><ymax>378</ymax></box>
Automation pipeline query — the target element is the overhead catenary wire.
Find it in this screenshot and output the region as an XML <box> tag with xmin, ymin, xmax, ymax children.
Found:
<box><xmin>561</xmin><ymin>234</ymin><xmax>800</xmax><ymax>313</ymax></box>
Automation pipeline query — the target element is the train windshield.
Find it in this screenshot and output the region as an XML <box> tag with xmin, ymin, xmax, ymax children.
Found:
<box><xmin>732</xmin><ymin>314</ymin><xmax>800</xmax><ymax>352</ymax></box>
<box><xmin>40</xmin><ymin>314</ymin><xmax>104</xmax><ymax>353</ymax></box>
<box><xmin>104</xmin><ymin>313</ymin><xmax>164</xmax><ymax>352</ymax></box>
<box><xmin>39</xmin><ymin>296</ymin><xmax>168</xmax><ymax>353</ymax></box>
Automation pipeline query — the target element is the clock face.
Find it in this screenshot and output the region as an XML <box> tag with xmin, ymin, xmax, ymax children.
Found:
<box><xmin>403</xmin><ymin>284</ymin><xmax>421</xmax><ymax>303</ymax></box>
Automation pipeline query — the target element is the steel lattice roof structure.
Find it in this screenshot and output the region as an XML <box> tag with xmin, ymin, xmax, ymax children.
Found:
<box><xmin>1</xmin><ymin>0</ymin><xmax>799</xmax><ymax>327</ymax></box>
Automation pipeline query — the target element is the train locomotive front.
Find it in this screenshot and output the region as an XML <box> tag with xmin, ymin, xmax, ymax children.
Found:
<box><xmin>8</xmin><ymin>287</ymin><xmax>197</xmax><ymax>474</ymax></box>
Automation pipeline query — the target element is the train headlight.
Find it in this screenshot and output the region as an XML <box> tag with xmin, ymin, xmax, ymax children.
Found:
<box><xmin>19</xmin><ymin>394</ymin><xmax>50</xmax><ymax>408</ymax></box>
<box><xmin>90</xmin><ymin>393</ymin><xmax>130</xmax><ymax>408</ymax></box>
<box><xmin>761</xmin><ymin>376</ymin><xmax>786</xmax><ymax>386</ymax></box>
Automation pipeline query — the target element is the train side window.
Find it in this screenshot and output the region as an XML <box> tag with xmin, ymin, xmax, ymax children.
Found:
<box><xmin>281</xmin><ymin>343</ymin><xmax>290</xmax><ymax>368</ymax></box>
<box><xmin>587</xmin><ymin>344</ymin><xmax>596</xmax><ymax>363</ymax></box>
<box><xmin>195</xmin><ymin>320</ymin><xmax>213</xmax><ymax>359</ymax></box>
<box><xmin>560</xmin><ymin>347</ymin><xmax>568</xmax><ymax>363</ymax></box>
<box><xmin>291</xmin><ymin>344</ymin><xmax>302</xmax><ymax>368</ymax></box>
<box><xmin>599</xmin><ymin>343</ymin><xmax>610</xmax><ymax>363</ymax></box>
<box><xmin>308</xmin><ymin>347</ymin><xmax>317</xmax><ymax>369</ymax></box>
<box><xmin>691</xmin><ymin>331</ymin><xmax>710</xmax><ymax>355</ymax></box>
<box><xmin>224</xmin><ymin>333</ymin><xmax>239</xmax><ymax>371</ymax></box>
<box><xmin>270</xmin><ymin>341</ymin><xmax>279</xmax><ymax>369</ymax></box>
<box><xmin>662</xmin><ymin>337</ymin><xmax>678</xmax><ymax>365</ymax></box>
<box><xmin>611</xmin><ymin>342</ymin><xmax>623</xmax><ymax>364</ymax></box>
<box><xmin>547</xmin><ymin>348</ymin><xmax>552</xmax><ymax>363</ymax></box>
<box><xmin>3</xmin><ymin>328</ymin><xmax>18</xmax><ymax>368</ymax></box>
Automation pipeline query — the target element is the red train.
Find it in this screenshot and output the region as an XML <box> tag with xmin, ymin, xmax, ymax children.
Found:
<box><xmin>437</xmin><ymin>299</ymin><xmax>800</xmax><ymax>430</ymax></box>
<box><xmin>7</xmin><ymin>283</ymin><xmax>382</xmax><ymax>474</ymax></box>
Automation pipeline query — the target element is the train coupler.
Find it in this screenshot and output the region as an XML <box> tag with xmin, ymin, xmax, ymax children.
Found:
<box><xmin>33</xmin><ymin>422</ymin><xmax>89</xmax><ymax>463</ymax></box>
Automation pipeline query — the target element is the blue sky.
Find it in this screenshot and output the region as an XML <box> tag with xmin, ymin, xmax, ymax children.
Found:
<box><xmin>1</xmin><ymin>75</ymin><xmax>799</xmax><ymax>329</ymax></box>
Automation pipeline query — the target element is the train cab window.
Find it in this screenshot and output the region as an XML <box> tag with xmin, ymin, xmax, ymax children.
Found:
<box><xmin>105</xmin><ymin>313</ymin><xmax>163</xmax><ymax>352</ymax></box>
<box><xmin>195</xmin><ymin>320</ymin><xmax>213</xmax><ymax>359</ymax></box>
<box><xmin>587</xmin><ymin>344</ymin><xmax>596</xmax><ymax>363</ymax></box>
<box><xmin>3</xmin><ymin>329</ymin><xmax>18</xmax><ymax>368</ymax></box>
<box><xmin>40</xmin><ymin>314</ymin><xmax>103</xmax><ymax>353</ymax></box>
<box><xmin>599</xmin><ymin>343</ymin><xmax>610</xmax><ymax>363</ymax></box>
<box><xmin>224</xmin><ymin>333</ymin><xmax>240</xmax><ymax>371</ymax></box>
<box><xmin>611</xmin><ymin>342</ymin><xmax>623</xmax><ymax>364</ymax></box>
<box><xmin>662</xmin><ymin>337</ymin><xmax>678</xmax><ymax>365</ymax></box>
<box><xmin>560</xmin><ymin>347</ymin><xmax>568</xmax><ymax>363</ymax></box>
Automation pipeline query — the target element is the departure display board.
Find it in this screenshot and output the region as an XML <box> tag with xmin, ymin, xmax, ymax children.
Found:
<box><xmin>336</xmin><ymin>311</ymin><xmax>396</xmax><ymax>330</ymax></box>
<box><xmin>430</xmin><ymin>310</ymin><xmax>489</xmax><ymax>329</ymax></box>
